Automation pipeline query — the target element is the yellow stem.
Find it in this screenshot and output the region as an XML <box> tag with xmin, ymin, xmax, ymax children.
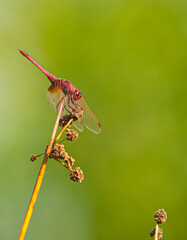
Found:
<box><xmin>58</xmin><ymin>137</ymin><xmax>67</xmax><ymax>144</ymax></box>
<box><xmin>18</xmin><ymin>103</ymin><xmax>64</xmax><ymax>240</ymax></box>
<box><xmin>35</xmin><ymin>152</ymin><xmax>45</xmax><ymax>158</ymax></box>
<box><xmin>55</xmin><ymin>159</ymin><xmax>73</xmax><ymax>172</ymax></box>
<box><xmin>154</xmin><ymin>223</ymin><xmax>158</xmax><ymax>240</ymax></box>
<box><xmin>55</xmin><ymin>118</ymin><xmax>73</xmax><ymax>142</ymax></box>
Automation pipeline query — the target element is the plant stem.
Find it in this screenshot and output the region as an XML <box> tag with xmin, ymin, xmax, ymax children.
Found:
<box><xmin>18</xmin><ymin>103</ymin><xmax>64</xmax><ymax>240</ymax></box>
<box><xmin>154</xmin><ymin>223</ymin><xmax>158</xmax><ymax>240</ymax></box>
<box><xmin>55</xmin><ymin>118</ymin><xmax>73</xmax><ymax>142</ymax></box>
<box><xmin>35</xmin><ymin>152</ymin><xmax>45</xmax><ymax>158</ymax></box>
<box><xmin>58</xmin><ymin>137</ymin><xmax>67</xmax><ymax>144</ymax></box>
<box><xmin>55</xmin><ymin>159</ymin><xmax>73</xmax><ymax>171</ymax></box>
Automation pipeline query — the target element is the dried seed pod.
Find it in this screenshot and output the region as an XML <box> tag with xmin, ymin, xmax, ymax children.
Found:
<box><xmin>65</xmin><ymin>156</ymin><xmax>75</xmax><ymax>167</ymax></box>
<box><xmin>66</xmin><ymin>128</ymin><xmax>79</xmax><ymax>141</ymax></box>
<box><xmin>59</xmin><ymin>151</ymin><xmax>69</xmax><ymax>160</ymax></box>
<box><xmin>154</xmin><ymin>209</ymin><xmax>167</xmax><ymax>224</ymax></box>
<box><xmin>59</xmin><ymin>106</ymin><xmax>83</xmax><ymax>128</ymax></box>
<box><xmin>150</xmin><ymin>227</ymin><xmax>163</xmax><ymax>239</ymax></box>
<box><xmin>59</xmin><ymin>115</ymin><xmax>73</xmax><ymax>128</ymax></box>
<box><xmin>71</xmin><ymin>106</ymin><xmax>83</xmax><ymax>120</ymax></box>
<box><xmin>30</xmin><ymin>154</ymin><xmax>37</xmax><ymax>162</ymax></box>
<box><xmin>49</xmin><ymin>144</ymin><xmax>66</xmax><ymax>160</ymax></box>
<box><xmin>70</xmin><ymin>167</ymin><xmax>84</xmax><ymax>183</ymax></box>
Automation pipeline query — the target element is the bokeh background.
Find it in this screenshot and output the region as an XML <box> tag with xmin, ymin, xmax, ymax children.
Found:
<box><xmin>0</xmin><ymin>0</ymin><xmax>187</xmax><ymax>239</ymax></box>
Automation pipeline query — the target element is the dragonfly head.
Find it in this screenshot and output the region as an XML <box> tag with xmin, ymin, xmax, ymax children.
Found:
<box><xmin>73</xmin><ymin>89</ymin><xmax>82</xmax><ymax>101</ymax></box>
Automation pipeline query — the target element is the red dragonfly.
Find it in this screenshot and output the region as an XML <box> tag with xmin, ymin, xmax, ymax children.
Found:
<box><xmin>19</xmin><ymin>49</ymin><xmax>101</xmax><ymax>134</ymax></box>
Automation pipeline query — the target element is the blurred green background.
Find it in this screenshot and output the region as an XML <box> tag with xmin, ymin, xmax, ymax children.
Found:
<box><xmin>0</xmin><ymin>0</ymin><xmax>186</xmax><ymax>239</ymax></box>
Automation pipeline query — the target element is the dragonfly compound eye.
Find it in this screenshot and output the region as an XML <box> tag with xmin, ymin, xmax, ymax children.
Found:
<box><xmin>73</xmin><ymin>89</ymin><xmax>82</xmax><ymax>100</ymax></box>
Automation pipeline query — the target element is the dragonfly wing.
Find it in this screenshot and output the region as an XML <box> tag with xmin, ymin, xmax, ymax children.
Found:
<box><xmin>63</xmin><ymin>94</ymin><xmax>84</xmax><ymax>132</ymax></box>
<box><xmin>76</xmin><ymin>97</ymin><xmax>101</xmax><ymax>134</ymax></box>
<box><xmin>46</xmin><ymin>83</ymin><xmax>65</xmax><ymax>115</ymax></box>
<box><xmin>73</xmin><ymin>119</ymin><xmax>84</xmax><ymax>132</ymax></box>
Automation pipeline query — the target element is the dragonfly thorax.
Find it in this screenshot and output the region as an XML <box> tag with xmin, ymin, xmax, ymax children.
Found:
<box><xmin>59</xmin><ymin>79</ymin><xmax>74</xmax><ymax>95</ymax></box>
<box><xmin>59</xmin><ymin>79</ymin><xmax>82</xmax><ymax>100</ymax></box>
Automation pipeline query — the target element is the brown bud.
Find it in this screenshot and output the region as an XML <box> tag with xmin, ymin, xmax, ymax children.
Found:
<box><xmin>30</xmin><ymin>154</ymin><xmax>37</xmax><ymax>162</ymax></box>
<box><xmin>66</xmin><ymin>128</ymin><xmax>79</xmax><ymax>141</ymax></box>
<box><xmin>49</xmin><ymin>144</ymin><xmax>67</xmax><ymax>160</ymax></box>
<box><xmin>71</xmin><ymin>106</ymin><xmax>83</xmax><ymax>120</ymax></box>
<box><xmin>70</xmin><ymin>167</ymin><xmax>84</xmax><ymax>183</ymax></box>
<box><xmin>150</xmin><ymin>227</ymin><xmax>163</xmax><ymax>239</ymax></box>
<box><xmin>59</xmin><ymin>115</ymin><xmax>73</xmax><ymax>128</ymax></box>
<box><xmin>59</xmin><ymin>151</ymin><xmax>69</xmax><ymax>160</ymax></box>
<box><xmin>154</xmin><ymin>209</ymin><xmax>167</xmax><ymax>224</ymax></box>
<box><xmin>65</xmin><ymin>156</ymin><xmax>75</xmax><ymax>167</ymax></box>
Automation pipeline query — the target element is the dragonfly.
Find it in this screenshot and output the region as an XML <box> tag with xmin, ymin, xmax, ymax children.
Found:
<box><xmin>19</xmin><ymin>49</ymin><xmax>101</xmax><ymax>134</ymax></box>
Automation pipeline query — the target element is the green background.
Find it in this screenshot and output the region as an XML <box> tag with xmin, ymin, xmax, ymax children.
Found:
<box><xmin>0</xmin><ymin>0</ymin><xmax>186</xmax><ymax>239</ymax></box>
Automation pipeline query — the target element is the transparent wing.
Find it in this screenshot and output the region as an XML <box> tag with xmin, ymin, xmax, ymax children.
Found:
<box><xmin>47</xmin><ymin>85</ymin><xmax>101</xmax><ymax>134</ymax></box>
<box><xmin>63</xmin><ymin>95</ymin><xmax>84</xmax><ymax>132</ymax></box>
<box><xmin>46</xmin><ymin>83</ymin><xmax>65</xmax><ymax>114</ymax></box>
<box><xmin>76</xmin><ymin>97</ymin><xmax>101</xmax><ymax>134</ymax></box>
<box><xmin>73</xmin><ymin>119</ymin><xmax>84</xmax><ymax>132</ymax></box>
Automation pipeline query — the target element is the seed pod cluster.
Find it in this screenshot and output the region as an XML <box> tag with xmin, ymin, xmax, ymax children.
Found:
<box><xmin>150</xmin><ymin>209</ymin><xmax>167</xmax><ymax>239</ymax></box>
<box><xmin>30</xmin><ymin>114</ymin><xmax>84</xmax><ymax>183</ymax></box>
<box><xmin>49</xmin><ymin>127</ymin><xmax>84</xmax><ymax>183</ymax></box>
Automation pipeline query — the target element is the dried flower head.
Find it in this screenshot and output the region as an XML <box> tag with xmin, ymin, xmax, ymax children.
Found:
<box><xmin>66</xmin><ymin>128</ymin><xmax>79</xmax><ymax>141</ymax></box>
<box><xmin>49</xmin><ymin>144</ymin><xmax>68</xmax><ymax>160</ymax></box>
<box><xmin>59</xmin><ymin>115</ymin><xmax>73</xmax><ymax>128</ymax></box>
<box><xmin>59</xmin><ymin>107</ymin><xmax>83</xmax><ymax>128</ymax></box>
<box><xmin>71</xmin><ymin>105</ymin><xmax>83</xmax><ymax>120</ymax></box>
<box><xmin>30</xmin><ymin>154</ymin><xmax>37</xmax><ymax>162</ymax></box>
<box><xmin>70</xmin><ymin>167</ymin><xmax>84</xmax><ymax>183</ymax></box>
<box><xmin>154</xmin><ymin>209</ymin><xmax>167</xmax><ymax>224</ymax></box>
<box><xmin>150</xmin><ymin>227</ymin><xmax>163</xmax><ymax>239</ymax></box>
<box><xmin>64</xmin><ymin>156</ymin><xmax>75</xmax><ymax>167</ymax></box>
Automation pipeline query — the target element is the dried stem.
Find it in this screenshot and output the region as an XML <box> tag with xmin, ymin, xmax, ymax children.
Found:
<box><xmin>18</xmin><ymin>103</ymin><xmax>70</xmax><ymax>240</ymax></box>
<box><xmin>154</xmin><ymin>223</ymin><xmax>158</xmax><ymax>240</ymax></box>
<box><xmin>55</xmin><ymin>159</ymin><xmax>73</xmax><ymax>172</ymax></box>
<box><xmin>55</xmin><ymin>118</ymin><xmax>73</xmax><ymax>142</ymax></box>
<box><xmin>35</xmin><ymin>152</ymin><xmax>45</xmax><ymax>158</ymax></box>
<box><xmin>58</xmin><ymin>137</ymin><xmax>67</xmax><ymax>144</ymax></box>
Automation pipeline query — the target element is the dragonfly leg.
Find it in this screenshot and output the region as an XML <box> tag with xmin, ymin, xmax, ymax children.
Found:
<box><xmin>67</xmin><ymin>95</ymin><xmax>76</xmax><ymax>111</ymax></box>
<box><xmin>61</xmin><ymin>96</ymin><xmax>74</xmax><ymax>115</ymax></box>
<box><xmin>67</xmin><ymin>96</ymin><xmax>83</xmax><ymax>119</ymax></box>
<box><xmin>56</xmin><ymin>96</ymin><xmax>65</xmax><ymax>113</ymax></box>
<box><xmin>70</xmin><ymin>96</ymin><xmax>80</xmax><ymax>108</ymax></box>
<box><xmin>64</xmin><ymin>102</ymin><xmax>74</xmax><ymax>115</ymax></box>
<box><xmin>59</xmin><ymin>95</ymin><xmax>83</xmax><ymax>120</ymax></box>
<box><xmin>68</xmin><ymin>95</ymin><xmax>83</xmax><ymax>111</ymax></box>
